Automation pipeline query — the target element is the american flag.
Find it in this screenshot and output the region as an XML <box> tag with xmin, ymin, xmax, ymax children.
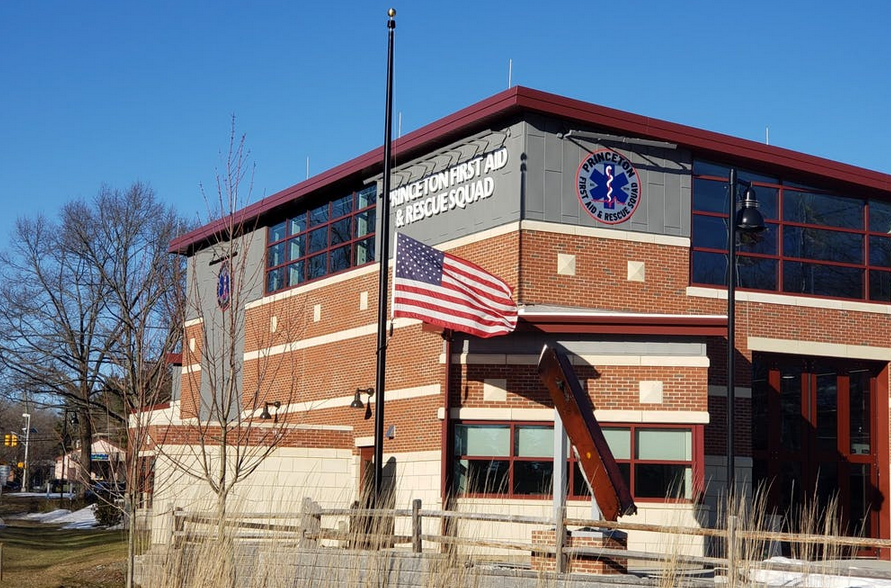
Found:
<box><xmin>392</xmin><ymin>233</ymin><xmax>517</xmax><ymax>338</ymax></box>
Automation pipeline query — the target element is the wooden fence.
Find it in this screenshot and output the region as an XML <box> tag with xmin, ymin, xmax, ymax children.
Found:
<box><xmin>169</xmin><ymin>497</ymin><xmax>891</xmax><ymax>582</ymax></box>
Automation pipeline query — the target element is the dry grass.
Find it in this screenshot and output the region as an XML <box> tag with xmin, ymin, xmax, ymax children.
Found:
<box><xmin>0</xmin><ymin>520</ymin><xmax>126</xmax><ymax>588</ymax></box>
<box><xmin>710</xmin><ymin>484</ymin><xmax>862</xmax><ymax>587</ymax></box>
<box><xmin>134</xmin><ymin>483</ymin><xmax>879</xmax><ymax>588</ymax></box>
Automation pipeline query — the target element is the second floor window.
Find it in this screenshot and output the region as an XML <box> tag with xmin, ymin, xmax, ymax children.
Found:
<box><xmin>691</xmin><ymin>161</ymin><xmax>891</xmax><ymax>303</ymax></box>
<box><xmin>266</xmin><ymin>185</ymin><xmax>377</xmax><ymax>294</ymax></box>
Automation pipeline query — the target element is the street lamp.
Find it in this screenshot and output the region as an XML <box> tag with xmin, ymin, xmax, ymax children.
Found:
<box><xmin>60</xmin><ymin>409</ymin><xmax>78</xmax><ymax>498</ymax></box>
<box><xmin>21</xmin><ymin>413</ymin><xmax>31</xmax><ymax>493</ymax></box>
<box><xmin>726</xmin><ymin>169</ymin><xmax>766</xmax><ymax>492</ymax></box>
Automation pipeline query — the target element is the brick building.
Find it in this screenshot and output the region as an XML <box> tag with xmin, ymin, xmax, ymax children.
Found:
<box><xmin>140</xmin><ymin>86</ymin><xmax>891</xmax><ymax>556</ymax></box>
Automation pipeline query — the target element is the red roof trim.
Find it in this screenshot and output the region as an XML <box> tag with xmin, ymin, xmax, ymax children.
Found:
<box><xmin>513</xmin><ymin>88</ymin><xmax>891</xmax><ymax>192</ymax></box>
<box><xmin>131</xmin><ymin>402</ymin><xmax>171</xmax><ymax>414</ymax></box>
<box><xmin>169</xmin><ymin>89</ymin><xmax>525</xmax><ymax>254</ymax></box>
<box><xmin>171</xmin><ymin>86</ymin><xmax>891</xmax><ymax>254</ymax></box>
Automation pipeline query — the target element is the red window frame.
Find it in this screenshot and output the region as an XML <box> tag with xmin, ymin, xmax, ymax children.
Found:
<box><xmin>691</xmin><ymin>165</ymin><xmax>891</xmax><ymax>303</ymax></box>
<box><xmin>265</xmin><ymin>186</ymin><xmax>376</xmax><ymax>295</ymax></box>
<box><xmin>452</xmin><ymin>421</ymin><xmax>704</xmax><ymax>503</ymax></box>
<box><xmin>568</xmin><ymin>423</ymin><xmax>705</xmax><ymax>503</ymax></box>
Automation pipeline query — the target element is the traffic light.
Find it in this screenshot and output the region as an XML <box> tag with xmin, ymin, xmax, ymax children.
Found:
<box><xmin>3</xmin><ymin>434</ymin><xmax>8</xmax><ymax>447</ymax></box>
<box><xmin>9</xmin><ymin>434</ymin><xmax>17</xmax><ymax>447</ymax></box>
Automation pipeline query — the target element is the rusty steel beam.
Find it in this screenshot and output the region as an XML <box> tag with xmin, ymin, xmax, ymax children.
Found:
<box><xmin>537</xmin><ymin>345</ymin><xmax>636</xmax><ymax>521</ymax></box>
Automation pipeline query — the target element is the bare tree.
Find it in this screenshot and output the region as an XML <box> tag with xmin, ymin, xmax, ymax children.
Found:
<box><xmin>152</xmin><ymin>122</ymin><xmax>304</xmax><ymax>535</ymax></box>
<box><xmin>0</xmin><ymin>182</ymin><xmax>187</xmax><ymax>588</ymax></box>
<box><xmin>63</xmin><ymin>183</ymin><xmax>187</xmax><ymax>588</ymax></box>
<box><xmin>0</xmin><ymin>402</ymin><xmax>58</xmax><ymax>489</ymax></box>
<box><xmin>0</xmin><ymin>212</ymin><xmax>117</xmax><ymax>484</ymax></box>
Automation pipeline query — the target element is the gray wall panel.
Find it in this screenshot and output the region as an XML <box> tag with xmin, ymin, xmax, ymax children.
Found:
<box><xmin>185</xmin><ymin>229</ymin><xmax>265</xmax><ymax>421</ymax></box>
<box><xmin>545</xmin><ymin>169</ymin><xmax>565</xmax><ymax>221</ymax></box>
<box><xmin>374</xmin><ymin>112</ymin><xmax>694</xmax><ymax>253</ymax></box>
<box><xmin>545</xmin><ymin>126</ymin><xmax>563</xmax><ymax>173</ymax></box>
<box><xmin>522</xmin><ymin>114</ymin><xmax>693</xmax><ymax>238</ymax></box>
<box><xmin>525</xmin><ymin>132</ymin><xmax>546</xmax><ymax>222</ymax></box>
<box><xmin>382</xmin><ymin>122</ymin><xmax>525</xmax><ymax>252</ymax></box>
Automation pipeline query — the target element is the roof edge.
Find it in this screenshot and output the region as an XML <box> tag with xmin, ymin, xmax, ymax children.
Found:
<box><xmin>171</xmin><ymin>86</ymin><xmax>891</xmax><ymax>255</ymax></box>
<box><xmin>169</xmin><ymin>87</ymin><xmax>525</xmax><ymax>254</ymax></box>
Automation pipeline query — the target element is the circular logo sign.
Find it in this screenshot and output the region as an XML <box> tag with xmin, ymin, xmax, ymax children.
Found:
<box><xmin>576</xmin><ymin>149</ymin><xmax>641</xmax><ymax>224</ymax></box>
<box><xmin>217</xmin><ymin>260</ymin><xmax>231</xmax><ymax>311</ymax></box>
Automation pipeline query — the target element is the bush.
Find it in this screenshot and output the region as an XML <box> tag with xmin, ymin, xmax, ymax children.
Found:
<box><xmin>94</xmin><ymin>500</ymin><xmax>123</xmax><ymax>527</ymax></box>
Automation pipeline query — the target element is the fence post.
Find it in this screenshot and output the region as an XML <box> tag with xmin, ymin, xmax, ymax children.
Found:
<box><xmin>555</xmin><ymin>505</ymin><xmax>566</xmax><ymax>574</ymax></box>
<box><xmin>727</xmin><ymin>515</ymin><xmax>738</xmax><ymax>586</ymax></box>
<box><xmin>440</xmin><ymin>494</ymin><xmax>456</xmax><ymax>557</ymax></box>
<box><xmin>300</xmin><ymin>497</ymin><xmax>321</xmax><ymax>548</ymax></box>
<box><xmin>171</xmin><ymin>507</ymin><xmax>184</xmax><ymax>549</ymax></box>
<box><xmin>411</xmin><ymin>499</ymin><xmax>422</xmax><ymax>553</ymax></box>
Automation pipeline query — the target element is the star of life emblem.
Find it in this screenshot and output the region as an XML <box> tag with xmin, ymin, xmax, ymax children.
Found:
<box><xmin>576</xmin><ymin>149</ymin><xmax>641</xmax><ymax>224</ymax></box>
<box><xmin>217</xmin><ymin>260</ymin><xmax>231</xmax><ymax>311</ymax></box>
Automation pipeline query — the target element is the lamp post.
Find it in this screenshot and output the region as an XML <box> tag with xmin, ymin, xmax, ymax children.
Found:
<box><xmin>61</xmin><ymin>409</ymin><xmax>78</xmax><ymax>495</ymax></box>
<box><xmin>726</xmin><ymin>169</ymin><xmax>766</xmax><ymax>492</ymax></box>
<box><xmin>61</xmin><ymin>410</ymin><xmax>69</xmax><ymax>499</ymax></box>
<box><xmin>21</xmin><ymin>413</ymin><xmax>31</xmax><ymax>493</ymax></box>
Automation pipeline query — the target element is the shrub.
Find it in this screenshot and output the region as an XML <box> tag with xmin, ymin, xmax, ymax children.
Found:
<box><xmin>95</xmin><ymin>500</ymin><xmax>123</xmax><ymax>527</ymax></box>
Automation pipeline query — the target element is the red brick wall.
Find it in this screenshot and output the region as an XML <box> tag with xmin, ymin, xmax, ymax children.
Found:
<box><xmin>176</xmin><ymin>226</ymin><xmax>891</xmax><ymax>463</ymax></box>
<box><xmin>179</xmin><ymin>322</ymin><xmax>204</xmax><ymax>419</ymax></box>
<box><xmin>454</xmin><ymin>363</ymin><xmax>708</xmax><ymax>413</ymax></box>
<box><xmin>147</xmin><ymin>422</ymin><xmax>354</xmax><ymax>450</ymax></box>
<box><xmin>531</xmin><ymin>529</ymin><xmax>628</xmax><ymax>574</ymax></box>
<box><xmin>518</xmin><ymin>231</ymin><xmax>690</xmax><ymax>312</ymax></box>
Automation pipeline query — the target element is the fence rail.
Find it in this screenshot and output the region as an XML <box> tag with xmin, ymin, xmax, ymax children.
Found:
<box><xmin>169</xmin><ymin>498</ymin><xmax>891</xmax><ymax>582</ymax></box>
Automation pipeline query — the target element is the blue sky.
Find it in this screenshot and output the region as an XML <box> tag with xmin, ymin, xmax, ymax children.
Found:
<box><xmin>1</xmin><ymin>1</ymin><xmax>890</xmax><ymax>242</ymax></box>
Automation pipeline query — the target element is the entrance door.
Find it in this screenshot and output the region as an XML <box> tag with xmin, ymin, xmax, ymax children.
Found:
<box><xmin>358</xmin><ymin>446</ymin><xmax>374</xmax><ymax>509</ymax></box>
<box><xmin>752</xmin><ymin>355</ymin><xmax>879</xmax><ymax>549</ymax></box>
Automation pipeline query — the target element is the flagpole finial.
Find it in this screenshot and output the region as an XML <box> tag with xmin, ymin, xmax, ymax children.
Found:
<box><xmin>388</xmin><ymin>8</ymin><xmax>396</xmax><ymax>18</ymax></box>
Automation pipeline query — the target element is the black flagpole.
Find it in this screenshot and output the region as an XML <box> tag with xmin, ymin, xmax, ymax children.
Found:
<box><xmin>374</xmin><ymin>7</ymin><xmax>396</xmax><ymax>507</ymax></box>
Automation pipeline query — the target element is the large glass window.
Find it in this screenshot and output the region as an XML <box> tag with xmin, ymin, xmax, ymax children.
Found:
<box><xmin>454</xmin><ymin>424</ymin><xmax>510</xmax><ymax>495</ymax></box>
<box><xmin>691</xmin><ymin>162</ymin><xmax>891</xmax><ymax>302</ymax></box>
<box><xmin>453</xmin><ymin>422</ymin><xmax>697</xmax><ymax>501</ymax></box>
<box><xmin>265</xmin><ymin>185</ymin><xmax>377</xmax><ymax>294</ymax></box>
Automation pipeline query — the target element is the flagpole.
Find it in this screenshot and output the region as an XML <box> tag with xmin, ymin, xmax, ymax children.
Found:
<box><xmin>374</xmin><ymin>7</ymin><xmax>396</xmax><ymax>507</ymax></box>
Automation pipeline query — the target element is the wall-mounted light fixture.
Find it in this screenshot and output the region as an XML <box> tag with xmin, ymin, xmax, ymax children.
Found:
<box><xmin>351</xmin><ymin>387</ymin><xmax>375</xmax><ymax>420</ymax></box>
<box><xmin>260</xmin><ymin>401</ymin><xmax>281</xmax><ymax>423</ymax></box>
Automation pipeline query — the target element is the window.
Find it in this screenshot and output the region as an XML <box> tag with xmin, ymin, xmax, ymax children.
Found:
<box><xmin>265</xmin><ymin>185</ymin><xmax>377</xmax><ymax>293</ymax></box>
<box><xmin>453</xmin><ymin>422</ymin><xmax>698</xmax><ymax>501</ymax></box>
<box><xmin>691</xmin><ymin>161</ymin><xmax>891</xmax><ymax>302</ymax></box>
<box><xmin>453</xmin><ymin>423</ymin><xmax>544</xmax><ymax>496</ymax></box>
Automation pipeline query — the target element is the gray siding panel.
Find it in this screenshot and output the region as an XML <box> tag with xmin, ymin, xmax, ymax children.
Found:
<box><xmin>384</xmin><ymin>113</ymin><xmax>694</xmax><ymax>246</ymax></box>
<box><xmin>525</xmin><ymin>132</ymin><xmax>546</xmax><ymax>221</ymax></box>
<box><xmin>545</xmin><ymin>127</ymin><xmax>563</xmax><ymax>173</ymax></box>
<box><xmin>185</xmin><ymin>230</ymin><xmax>265</xmax><ymax>421</ymax></box>
<box><xmin>382</xmin><ymin>123</ymin><xmax>525</xmax><ymax>251</ymax></box>
<box><xmin>522</xmin><ymin>114</ymin><xmax>693</xmax><ymax>238</ymax></box>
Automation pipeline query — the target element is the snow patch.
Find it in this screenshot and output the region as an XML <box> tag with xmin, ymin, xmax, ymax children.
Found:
<box><xmin>749</xmin><ymin>557</ymin><xmax>891</xmax><ymax>588</ymax></box>
<box><xmin>19</xmin><ymin>505</ymin><xmax>99</xmax><ymax>529</ymax></box>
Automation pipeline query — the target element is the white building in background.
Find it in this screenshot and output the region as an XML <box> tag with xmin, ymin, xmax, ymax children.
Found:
<box><xmin>54</xmin><ymin>437</ymin><xmax>125</xmax><ymax>482</ymax></box>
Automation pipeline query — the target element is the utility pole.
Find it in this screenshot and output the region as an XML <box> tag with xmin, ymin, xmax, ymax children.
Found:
<box><xmin>21</xmin><ymin>413</ymin><xmax>30</xmax><ymax>493</ymax></box>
